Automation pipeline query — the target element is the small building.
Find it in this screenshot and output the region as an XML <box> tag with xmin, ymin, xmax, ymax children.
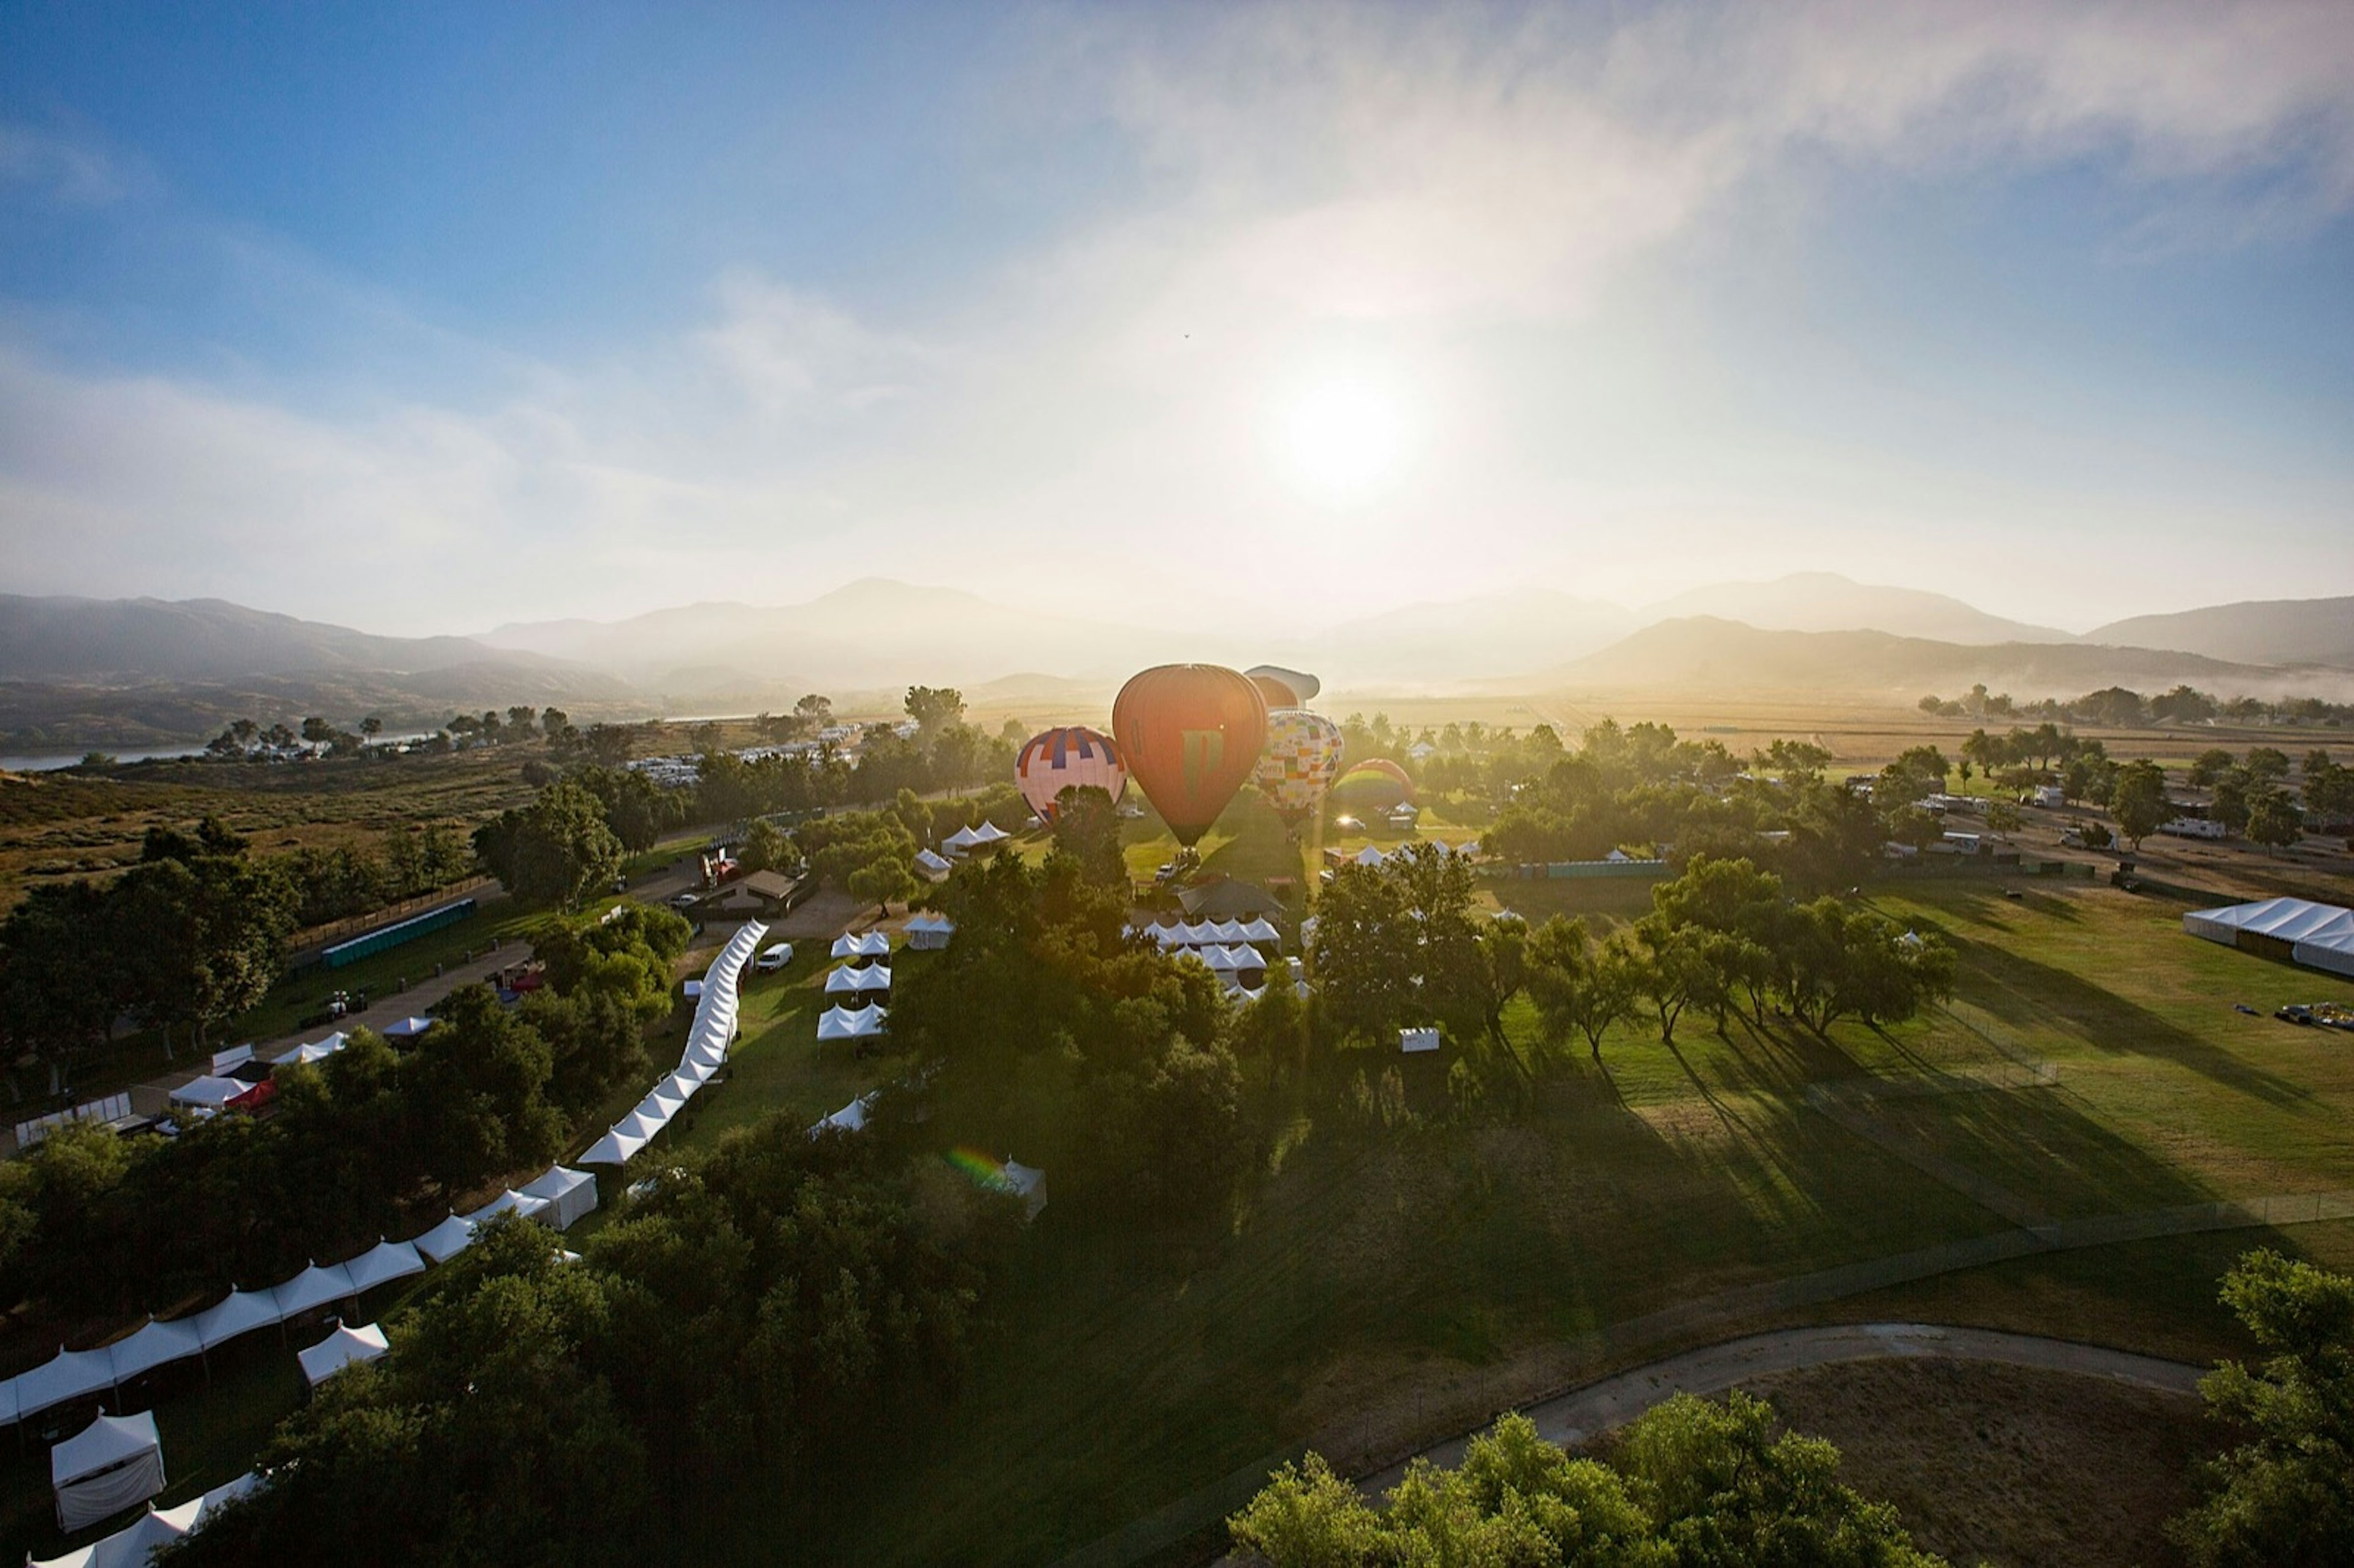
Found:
<box><xmin>2033</xmin><ymin>785</ymin><xmax>2066</xmax><ymax>808</ymax></box>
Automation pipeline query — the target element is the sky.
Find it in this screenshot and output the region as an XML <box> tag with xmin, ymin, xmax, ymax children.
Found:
<box><xmin>1</xmin><ymin>0</ymin><xmax>2350</xmax><ymax>639</ymax></box>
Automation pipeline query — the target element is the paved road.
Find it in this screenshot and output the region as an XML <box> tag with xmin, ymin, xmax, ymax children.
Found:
<box><xmin>1359</xmin><ymin>1322</ymin><xmax>2204</xmax><ymax>1492</ymax></box>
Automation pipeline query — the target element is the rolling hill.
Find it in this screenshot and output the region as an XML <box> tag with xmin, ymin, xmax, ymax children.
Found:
<box><xmin>2085</xmin><ymin>596</ymin><xmax>2354</xmax><ymax>671</ymax></box>
<box><xmin>1552</xmin><ymin>618</ymin><xmax>2347</xmax><ymax>700</ymax></box>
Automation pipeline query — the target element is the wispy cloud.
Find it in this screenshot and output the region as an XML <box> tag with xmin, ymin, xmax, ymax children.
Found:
<box><xmin>0</xmin><ymin>123</ymin><xmax>139</xmax><ymax>205</ymax></box>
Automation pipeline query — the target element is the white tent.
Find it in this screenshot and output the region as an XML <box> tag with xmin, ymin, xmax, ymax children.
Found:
<box><xmin>914</xmin><ymin>848</ymin><xmax>953</xmax><ymax>881</ymax></box>
<box><xmin>298</xmin><ymin>1322</ymin><xmax>390</xmax><ymax>1388</ymax></box>
<box><xmin>578</xmin><ymin>919</ymin><xmax>766</xmax><ymax>1168</ymax></box>
<box><xmin>38</xmin><ymin>1500</ymin><xmax>189</xmax><ymax>1567</ymax></box>
<box><xmin>809</xmin><ymin>1094</ymin><xmax>872</xmax><ymax>1137</ymax></box>
<box><xmin>1353</xmin><ymin>845</ymin><xmax>1386</xmax><ymax>867</ymax></box>
<box><xmin>341</xmin><ymin>1238</ymin><xmax>427</xmax><ymax>1293</ymax></box>
<box><xmin>269</xmin><ymin>1261</ymin><xmax>357</xmax><ymax>1322</ymax></box>
<box><xmin>1401</xmin><ymin>1027</ymin><xmax>1441</xmax><ymax>1053</ymax></box>
<box><xmin>967</xmin><ymin>820</ymin><xmax>1011</xmax><ymax>846</ymax></box>
<box><xmin>271</xmin><ymin>1031</ymin><xmax>348</xmax><ymax>1067</ymax></box>
<box><xmin>2184</xmin><ymin>896</ymin><xmax>2354</xmax><ymax>978</ymax></box>
<box><xmin>1236</xmin><ymin>917</ymin><xmax>1280</xmax><ymax>946</ymax></box>
<box><xmin>577</xmin><ymin>1126</ymin><xmax>649</xmax><ymax>1168</ymax></box>
<box><xmin>942</xmin><ymin>824</ymin><xmax>983</xmax><ymax>852</ymax></box>
<box><xmin>817</xmin><ymin>1003</ymin><xmax>887</xmax><ymax>1041</ymax></box>
<box><xmin>190</xmin><ymin>1287</ymin><xmax>281</xmax><ymax>1351</ymax></box>
<box><xmin>1456</xmin><ymin>839</ymin><xmax>1481</xmax><ymax>858</ymax></box>
<box><xmin>826</xmin><ymin>963</ymin><xmax>892</xmax><ymax>994</ymax></box>
<box><xmin>166</xmin><ymin>1076</ymin><xmax>246</xmax><ymax>1112</ymax></box>
<box><xmin>9</xmin><ymin>1347</ymin><xmax>116</xmax><ymax>1421</ymax></box>
<box><xmin>831</xmin><ymin>930</ymin><xmax>891</xmax><ymax>959</ymax></box>
<box><xmin>411</xmin><ymin>1214</ymin><xmax>478</xmax><ymax>1265</ymax></box>
<box><xmin>104</xmin><ymin>1317</ymin><xmax>204</xmax><ymax>1385</ymax></box>
<box><xmin>997</xmin><ymin>1160</ymin><xmax>1048</xmax><ymax>1219</ymax></box>
<box><xmin>682</xmin><ymin>978</ymin><xmax>704</xmax><ymax>1000</ymax></box>
<box><xmin>1193</xmin><ymin>945</ymin><xmax>1240</xmax><ymax>973</ymax></box>
<box><xmin>904</xmin><ymin>911</ymin><xmax>954</xmax><ymax>950</ymax></box>
<box><xmin>464</xmin><ymin>1189</ymin><xmax>552</xmax><ymax>1229</ymax></box>
<box><xmin>53</xmin><ymin>1411</ymin><xmax>164</xmax><ymax>1531</ymax></box>
<box><xmin>607</xmin><ymin>1108</ymin><xmax>668</xmax><ymax>1146</ymax></box>
<box><xmin>380</xmin><ymin>1016</ymin><xmax>435</xmax><ymax>1040</ymax></box>
<box><xmin>519</xmin><ymin>1166</ymin><xmax>600</xmax><ymax>1231</ymax></box>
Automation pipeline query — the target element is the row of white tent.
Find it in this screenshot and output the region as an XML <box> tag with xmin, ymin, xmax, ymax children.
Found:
<box><xmin>0</xmin><ymin>1165</ymin><xmax>596</xmax><ymax>1431</ymax></box>
<box><xmin>1175</xmin><ymin>944</ymin><xmax>1272</xmax><ymax>976</ymax></box>
<box><xmin>1343</xmin><ymin>839</ymin><xmax>1481</xmax><ymax>867</ymax></box>
<box><xmin>2184</xmin><ymin>895</ymin><xmax>2354</xmax><ymax>978</ymax></box>
<box><xmin>578</xmin><ymin>921</ymin><xmax>766</xmax><ymax>1166</ymax></box>
<box><xmin>1129</xmin><ymin>918</ymin><xmax>1282</xmax><ymax>950</ymax></box>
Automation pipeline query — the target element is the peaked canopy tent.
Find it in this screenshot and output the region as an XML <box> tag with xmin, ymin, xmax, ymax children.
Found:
<box><xmin>379</xmin><ymin>1016</ymin><xmax>436</xmax><ymax>1041</ymax></box>
<box><xmin>103</xmin><ymin>1318</ymin><xmax>204</xmax><ymax>1385</ymax></box>
<box><xmin>809</xmin><ymin>1094</ymin><xmax>872</xmax><ymax>1136</ymax></box>
<box><xmin>53</xmin><ymin>1410</ymin><xmax>165</xmax><ymax>1531</ymax></box>
<box><xmin>341</xmin><ymin>1238</ymin><xmax>427</xmax><ymax>1293</ymax></box>
<box><xmin>272</xmin><ymin>1032</ymin><xmax>348</xmax><ymax>1067</ymax></box>
<box><xmin>904</xmin><ymin>911</ymin><xmax>954</xmax><ymax>949</ymax></box>
<box><xmin>189</xmin><ymin>1287</ymin><xmax>281</xmax><ymax>1352</ymax></box>
<box><xmin>825</xmin><ymin>964</ymin><xmax>892</xmax><ymax>994</ymax></box>
<box><xmin>830</xmin><ymin>931</ymin><xmax>892</xmax><ymax>959</ymax></box>
<box><xmin>7</xmin><ymin>1348</ymin><xmax>116</xmax><ymax>1424</ymax></box>
<box><xmin>165</xmin><ymin>1076</ymin><xmax>248</xmax><ymax>1114</ymax></box>
<box><xmin>519</xmin><ymin>1166</ymin><xmax>600</xmax><ymax>1231</ymax></box>
<box><xmin>817</xmin><ymin>1003</ymin><xmax>887</xmax><ymax>1041</ymax></box>
<box><xmin>411</xmin><ymin>1214</ymin><xmax>479</xmax><ymax>1266</ymax></box>
<box><xmin>269</xmin><ymin>1262</ymin><xmax>358</xmax><ymax>1322</ymax></box>
<box><xmin>297</xmin><ymin>1322</ymin><xmax>390</xmax><ymax>1388</ymax></box>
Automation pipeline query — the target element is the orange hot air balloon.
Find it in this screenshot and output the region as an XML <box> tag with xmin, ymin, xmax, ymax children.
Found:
<box><xmin>1111</xmin><ymin>664</ymin><xmax>1269</xmax><ymax>848</ymax></box>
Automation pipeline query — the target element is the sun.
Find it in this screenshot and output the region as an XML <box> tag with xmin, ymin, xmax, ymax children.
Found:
<box><xmin>1273</xmin><ymin>376</ymin><xmax>1412</xmax><ymax>506</ymax></box>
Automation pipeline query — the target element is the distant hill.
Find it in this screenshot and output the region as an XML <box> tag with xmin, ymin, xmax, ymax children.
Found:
<box><xmin>0</xmin><ymin>595</ymin><xmax>524</xmax><ymax>681</ymax></box>
<box><xmin>1639</xmin><ymin>573</ymin><xmax>2071</xmax><ymax>644</ymax></box>
<box><xmin>481</xmin><ymin>578</ymin><xmax>1213</xmax><ymax>693</ymax></box>
<box><xmin>1554</xmin><ymin>618</ymin><xmax>2347</xmax><ymax>699</ymax></box>
<box><xmin>2085</xmin><ymin>597</ymin><xmax>2354</xmax><ymax>671</ymax></box>
<box><xmin>1309</xmin><ymin>590</ymin><xmax>1638</xmax><ymax>683</ymax></box>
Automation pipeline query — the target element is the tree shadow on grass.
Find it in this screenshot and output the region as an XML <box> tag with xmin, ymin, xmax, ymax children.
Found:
<box><xmin>1937</xmin><ymin>927</ymin><xmax>2314</xmax><ymax>1108</ymax></box>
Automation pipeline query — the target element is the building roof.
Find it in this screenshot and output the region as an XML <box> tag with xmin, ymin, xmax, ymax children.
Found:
<box><xmin>741</xmin><ymin>870</ymin><xmax>798</xmax><ymax>900</ymax></box>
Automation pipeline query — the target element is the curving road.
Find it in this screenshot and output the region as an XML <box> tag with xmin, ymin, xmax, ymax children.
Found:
<box><xmin>1359</xmin><ymin>1322</ymin><xmax>2205</xmax><ymax>1492</ymax></box>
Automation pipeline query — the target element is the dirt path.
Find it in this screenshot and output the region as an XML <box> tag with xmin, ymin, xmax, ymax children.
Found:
<box><xmin>1358</xmin><ymin>1322</ymin><xmax>2203</xmax><ymax>1491</ymax></box>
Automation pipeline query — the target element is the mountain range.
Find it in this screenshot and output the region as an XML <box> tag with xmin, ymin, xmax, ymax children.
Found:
<box><xmin>2</xmin><ymin>577</ymin><xmax>2348</xmax><ymax>750</ymax></box>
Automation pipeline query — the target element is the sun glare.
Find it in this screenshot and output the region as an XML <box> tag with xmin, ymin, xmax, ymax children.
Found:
<box><xmin>1273</xmin><ymin>376</ymin><xmax>1413</xmax><ymax>506</ymax></box>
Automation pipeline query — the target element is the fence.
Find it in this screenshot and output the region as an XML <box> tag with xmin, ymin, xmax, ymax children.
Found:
<box><xmin>318</xmin><ymin>896</ymin><xmax>479</xmax><ymax>970</ymax></box>
<box><xmin>287</xmin><ymin>876</ymin><xmax>493</xmax><ymax>965</ymax></box>
<box><xmin>12</xmin><ymin>1092</ymin><xmax>134</xmax><ymax>1153</ymax></box>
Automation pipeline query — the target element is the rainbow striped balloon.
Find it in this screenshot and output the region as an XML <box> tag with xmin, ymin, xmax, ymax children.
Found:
<box><xmin>1014</xmin><ymin>725</ymin><xmax>1128</xmax><ymax>821</ymax></box>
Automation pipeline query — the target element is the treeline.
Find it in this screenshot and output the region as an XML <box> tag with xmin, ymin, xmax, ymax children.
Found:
<box><xmin>0</xmin><ymin>818</ymin><xmax>481</xmax><ymax>1095</ymax></box>
<box><xmin>1233</xmin><ymin>1401</ymin><xmax>1948</xmax><ymax>1566</ymax></box>
<box><xmin>1474</xmin><ymin>720</ymin><xmax>1886</xmax><ymax>885</ymax></box>
<box><xmin>0</xmin><ymin>904</ymin><xmax>685</xmax><ymax>1331</ymax></box>
<box><xmin>1311</xmin><ymin>849</ymin><xmax>1954</xmax><ymax>1093</ymax></box>
<box><xmin>1920</xmin><ymin>681</ymin><xmax>2353</xmax><ymax>729</ymax></box>
<box><xmin>170</xmin><ymin>1120</ymin><xmax>1019</xmax><ymax>1568</ymax></box>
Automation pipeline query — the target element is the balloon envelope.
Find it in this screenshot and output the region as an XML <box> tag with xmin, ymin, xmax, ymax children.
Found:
<box><xmin>1331</xmin><ymin>762</ymin><xmax>1412</xmax><ymax>812</ymax></box>
<box><xmin>1111</xmin><ymin>665</ymin><xmax>1269</xmax><ymax>847</ymax></box>
<box><xmin>1254</xmin><ymin>709</ymin><xmax>1343</xmax><ymax>822</ymax></box>
<box><xmin>1015</xmin><ymin>726</ymin><xmax>1127</xmax><ymax>821</ymax></box>
<box><xmin>1245</xmin><ymin>665</ymin><xmax>1320</xmax><ymax>709</ymax></box>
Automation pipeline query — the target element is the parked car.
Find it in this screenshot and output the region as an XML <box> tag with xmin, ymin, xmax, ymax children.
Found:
<box><xmin>755</xmin><ymin>942</ymin><xmax>794</xmax><ymax>972</ymax></box>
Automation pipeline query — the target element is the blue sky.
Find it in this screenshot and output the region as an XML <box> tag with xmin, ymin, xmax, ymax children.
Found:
<box><xmin>2</xmin><ymin>0</ymin><xmax>2350</xmax><ymax>636</ymax></box>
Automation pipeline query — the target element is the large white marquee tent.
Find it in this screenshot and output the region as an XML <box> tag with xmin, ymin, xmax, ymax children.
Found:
<box><xmin>53</xmin><ymin>1412</ymin><xmax>165</xmax><ymax>1531</ymax></box>
<box><xmin>2184</xmin><ymin>896</ymin><xmax>2354</xmax><ymax>978</ymax></box>
<box><xmin>579</xmin><ymin>921</ymin><xmax>765</xmax><ymax>1165</ymax></box>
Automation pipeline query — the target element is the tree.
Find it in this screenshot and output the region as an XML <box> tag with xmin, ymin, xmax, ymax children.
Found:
<box><xmin>301</xmin><ymin>715</ymin><xmax>337</xmax><ymax>744</ymax></box>
<box><xmin>506</xmin><ymin>705</ymin><xmax>539</xmax><ymax>736</ymax></box>
<box><xmin>1048</xmin><ymin>785</ymin><xmax>1126</xmax><ymax>888</ymax></box>
<box><xmin>848</xmin><ymin>858</ymin><xmax>917</xmax><ymax>918</ymax></box>
<box><xmin>1984</xmin><ymin>800</ymin><xmax>2023</xmax><ymax>834</ymax></box>
<box><xmin>794</xmin><ymin>693</ymin><xmax>834</xmax><ymax>728</ymax></box>
<box><xmin>582</xmin><ymin>723</ymin><xmax>636</xmax><ymax>766</ymax></box>
<box><xmin>2168</xmin><ymin>1250</ymin><xmax>2354</xmax><ymax>1567</ymax></box>
<box><xmin>115</xmin><ymin>851</ymin><xmax>295</xmax><ymax>1051</ymax></box>
<box><xmin>473</xmin><ymin>781</ymin><xmax>625</xmax><ymax>908</ymax></box>
<box><xmin>2</xmin><ymin>882</ymin><xmax>126</xmax><ymax>1093</ymax></box>
<box><xmin>2244</xmin><ymin>746</ymin><xmax>2291</xmax><ymax>783</ymax></box>
<box><xmin>2189</xmin><ymin>748</ymin><xmax>2238</xmax><ymax>789</ymax></box>
<box><xmin>2245</xmin><ymin>792</ymin><xmax>2303</xmax><ymax>850</ymax></box>
<box><xmin>739</xmin><ymin>818</ymin><xmax>795</xmax><ymax>876</ymax></box>
<box><xmin>359</xmin><ymin>715</ymin><xmax>384</xmax><ymax>739</ymax></box>
<box><xmin>1525</xmin><ymin>917</ymin><xmax>1637</xmax><ymax>1062</ymax></box>
<box><xmin>1230</xmin><ymin>1403</ymin><xmax>1946</xmax><ymax>1567</ymax></box>
<box><xmin>2111</xmin><ymin>759</ymin><xmax>2169</xmax><ymax>850</ymax></box>
<box><xmin>903</xmin><ymin>685</ymin><xmax>966</xmax><ymax>733</ymax></box>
